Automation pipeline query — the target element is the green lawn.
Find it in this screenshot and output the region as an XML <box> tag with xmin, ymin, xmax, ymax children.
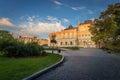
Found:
<box><xmin>62</xmin><ymin>47</ymin><xmax>80</xmax><ymax>50</ymax></box>
<box><xmin>112</xmin><ymin>52</ymin><xmax>120</xmax><ymax>56</ymax></box>
<box><xmin>0</xmin><ymin>53</ymin><xmax>62</xmax><ymax>80</ymax></box>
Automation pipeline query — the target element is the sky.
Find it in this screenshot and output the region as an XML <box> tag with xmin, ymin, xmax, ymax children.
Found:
<box><xmin>0</xmin><ymin>0</ymin><xmax>119</xmax><ymax>39</ymax></box>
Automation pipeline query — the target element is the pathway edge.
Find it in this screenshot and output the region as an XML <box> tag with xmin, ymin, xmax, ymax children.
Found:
<box><xmin>22</xmin><ymin>54</ymin><xmax>64</xmax><ymax>80</ymax></box>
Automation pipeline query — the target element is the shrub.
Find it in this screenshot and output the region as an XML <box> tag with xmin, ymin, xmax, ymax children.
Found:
<box><xmin>0</xmin><ymin>51</ymin><xmax>6</xmax><ymax>56</ymax></box>
<box><xmin>0</xmin><ymin>39</ymin><xmax>44</xmax><ymax>57</ymax></box>
<box><xmin>0</xmin><ymin>30</ymin><xmax>44</xmax><ymax>57</ymax></box>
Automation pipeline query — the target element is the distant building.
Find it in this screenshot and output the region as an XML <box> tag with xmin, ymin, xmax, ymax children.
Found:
<box><xmin>48</xmin><ymin>20</ymin><xmax>96</xmax><ymax>48</ymax></box>
<box><xmin>38</xmin><ymin>39</ymin><xmax>48</xmax><ymax>46</ymax></box>
<box><xmin>19</xmin><ymin>36</ymin><xmax>48</xmax><ymax>46</ymax></box>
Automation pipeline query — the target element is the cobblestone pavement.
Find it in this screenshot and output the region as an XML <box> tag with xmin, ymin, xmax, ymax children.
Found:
<box><xmin>35</xmin><ymin>48</ymin><xmax>120</xmax><ymax>80</ymax></box>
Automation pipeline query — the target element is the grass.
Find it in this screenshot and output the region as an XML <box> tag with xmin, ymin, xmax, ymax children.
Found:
<box><xmin>0</xmin><ymin>53</ymin><xmax>62</xmax><ymax>80</ymax></box>
<box><xmin>44</xmin><ymin>47</ymin><xmax>59</xmax><ymax>50</ymax></box>
<box><xmin>102</xmin><ymin>48</ymin><xmax>120</xmax><ymax>57</ymax></box>
<box><xmin>62</xmin><ymin>47</ymin><xmax>80</xmax><ymax>50</ymax></box>
<box><xmin>111</xmin><ymin>51</ymin><xmax>120</xmax><ymax>56</ymax></box>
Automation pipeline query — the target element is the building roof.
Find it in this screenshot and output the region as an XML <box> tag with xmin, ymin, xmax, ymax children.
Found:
<box><xmin>64</xmin><ymin>25</ymin><xmax>77</xmax><ymax>30</ymax></box>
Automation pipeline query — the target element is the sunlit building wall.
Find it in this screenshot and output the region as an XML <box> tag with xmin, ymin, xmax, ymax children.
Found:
<box><xmin>19</xmin><ymin>36</ymin><xmax>48</xmax><ymax>46</ymax></box>
<box><xmin>48</xmin><ymin>20</ymin><xmax>96</xmax><ymax>48</ymax></box>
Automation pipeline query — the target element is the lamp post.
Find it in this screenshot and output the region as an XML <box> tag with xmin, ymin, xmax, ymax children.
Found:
<box><xmin>50</xmin><ymin>34</ymin><xmax>56</xmax><ymax>54</ymax></box>
<box><xmin>83</xmin><ymin>41</ymin><xmax>86</xmax><ymax>48</ymax></box>
<box><xmin>76</xmin><ymin>27</ymin><xmax>79</xmax><ymax>47</ymax></box>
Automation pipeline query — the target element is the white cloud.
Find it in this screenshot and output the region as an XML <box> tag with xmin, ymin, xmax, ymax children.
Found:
<box><xmin>14</xmin><ymin>16</ymin><xmax>65</xmax><ymax>38</ymax></box>
<box><xmin>47</xmin><ymin>16</ymin><xmax>60</xmax><ymax>22</ymax></box>
<box><xmin>63</xmin><ymin>18</ymin><xmax>69</xmax><ymax>23</ymax></box>
<box><xmin>27</xmin><ymin>16</ymin><xmax>35</xmax><ymax>22</ymax></box>
<box><xmin>0</xmin><ymin>18</ymin><xmax>14</xmax><ymax>27</ymax></box>
<box><xmin>54</xmin><ymin>0</ymin><xmax>62</xmax><ymax>5</ymax></box>
<box><xmin>90</xmin><ymin>18</ymin><xmax>95</xmax><ymax>21</ymax></box>
<box><xmin>71</xmin><ymin>6</ymin><xmax>95</xmax><ymax>14</ymax></box>
<box><xmin>53</xmin><ymin>1</ymin><xmax>87</xmax><ymax>12</ymax></box>
<box><xmin>88</xmin><ymin>10</ymin><xmax>94</xmax><ymax>14</ymax></box>
<box><xmin>71</xmin><ymin>6</ymin><xmax>86</xmax><ymax>11</ymax></box>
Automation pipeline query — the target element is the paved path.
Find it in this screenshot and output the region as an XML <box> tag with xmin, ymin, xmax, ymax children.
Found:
<box><xmin>35</xmin><ymin>48</ymin><xmax>120</xmax><ymax>80</ymax></box>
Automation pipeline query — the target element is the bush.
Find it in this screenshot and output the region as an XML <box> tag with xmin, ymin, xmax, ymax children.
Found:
<box><xmin>0</xmin><ymin>39</ymin><xmax>44</xmax><ymax>57</ymax></box>
<box><xmin>0</xmin><ymin>30</ymin><xmax>44</xmax><ymax>57</ymax></box>
<box><xmin>0</xmin><ymin>51</ymin><xmax>6</xmax><ymax>56</ymax></box>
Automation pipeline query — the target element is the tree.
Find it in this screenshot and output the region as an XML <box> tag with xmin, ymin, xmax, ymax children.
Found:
<box><xmin>0</xmin><ymin>30</ymin><xmax>13</xmax><ymax>39</ymax></box>
<box><xmin>0</xmin><ymin>30</ymin><xmax>14</xmax><ymax>51</ymax></box>
<box><xmin>0</xmin><ymin>30</ymin><xmax>44</xmax><ymax>57</ymax></box>
<box><xmin>89</xmin><ymin>2</ymin><xmax>120</xmax><ymax>50</ymax></box>
<box><xmin>113</xmin><ymin>3</ymin><xmax>120</xmax><ymax>37</ymax></box>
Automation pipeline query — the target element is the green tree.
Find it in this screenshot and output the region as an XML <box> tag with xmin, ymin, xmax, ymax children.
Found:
<box><xmin>0</xmin><ymin>30</ymin><xmax>13</xmax><ymax>39</ymax></box>
<box><xmin>0</xmin><ymin>30</ymin><xmax>44</xmax><ymax>57</ymax></box>
<box><xmin>89</xmin><ymin>2</ymin><xmax>120</xmax><ymax>50</ymax></box>
<box><xmin>113</xmin><ymin>3</ymin><xmax>120</xmax><ymax>37</ymax></box>
<box><xmin>0</xmin><ymin>30</ymin><xmax>14</xmax><ymax>52</ymax></box>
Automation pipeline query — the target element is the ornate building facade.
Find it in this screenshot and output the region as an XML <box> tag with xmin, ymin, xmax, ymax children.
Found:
<box><xmin>48</xmin><ymin>20</ymin><xmax>96</xmax><ymax>48</ymax></box>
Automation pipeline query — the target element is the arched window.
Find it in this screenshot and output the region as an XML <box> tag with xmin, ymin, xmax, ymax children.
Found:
<box><xmin>61</xmin><ymin>42</ymin><xmax>62</xmax><ymax>45</ymax></box>
<box><xmin>65</xmin><ymin>42</ymin><xmax>67</xmax><ymax>45</ymax></box>
<box><xmin>70</xmin><ymin>41</ymin><xmax>72</xmax><ymax>45</ymax></box>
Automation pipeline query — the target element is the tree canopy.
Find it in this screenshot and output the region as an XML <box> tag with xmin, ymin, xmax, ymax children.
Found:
<box><xmin>0</xmin><ymin>30</ymin><xmax>44</xmax><ymax>57</ymax></box>
<box><xmin>89</xmin><ymin>2</ymin><xmax>120</xmax><ymax>50</ymax></box>
<box><xmin>0</xmin><ymin>30</ymin><xmax>13</xmax><ymax>39</ymax></box>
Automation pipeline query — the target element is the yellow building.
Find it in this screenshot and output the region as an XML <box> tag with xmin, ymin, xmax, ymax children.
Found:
<box><xmin>19</xmin><ymin>36</ymin><xmax>48</xmax><ymax>46</ymax></box>
<box><xmin>38</xmin><ymin>39</ymin><xmax>48</xmax><ymax>46</ymax></box>
<box><xmin>48</xmin><ymin>20</ymin><xmax>96</xmax><ymax>48</ymax></box>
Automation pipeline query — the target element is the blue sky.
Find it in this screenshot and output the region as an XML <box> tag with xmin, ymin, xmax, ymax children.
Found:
<box><xmin>0</xmin><ymin>0</ymin><xmax>119</xmax><ymax>39</ymax></box>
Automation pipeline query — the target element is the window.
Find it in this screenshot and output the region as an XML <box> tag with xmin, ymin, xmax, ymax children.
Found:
<box><xmin>82</xmin><ymin>34</ymin><xmax>84</xmax><ymax>37</ymax></box>
<box><xmin>70</xmin><ymin>41</ymin><xmax>72</xmax><ymax>45</ymax></box>
<box><xmin>61</xmin><ymin>42</ymin><xmax>62</xmax><ymax>45</ymax></box>
<box><xmin>65</xmin><ymin>42</ymin><xmax>67</xmax><ymax>45</ymax></box>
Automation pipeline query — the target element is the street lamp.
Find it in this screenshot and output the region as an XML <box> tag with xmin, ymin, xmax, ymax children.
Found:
<box><xmin>50</xmin><ymin>34</ymin><xmax>56</xmax><ymax>54</ymax></box>
<box><xmin>76</xmin><ymin>27</ymin><xmax>79</xmax><ymax>47</ymax></box>
<box><xmin>83</xmin><ymin>41</ymin><xmax>86</xmax><ymax>48</ymax></box>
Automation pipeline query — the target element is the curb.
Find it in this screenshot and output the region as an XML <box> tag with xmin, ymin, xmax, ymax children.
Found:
<box><xmin>22</xmin><ymin>54</ymin><xmax>64</xmax><ymax>80</ymax></box>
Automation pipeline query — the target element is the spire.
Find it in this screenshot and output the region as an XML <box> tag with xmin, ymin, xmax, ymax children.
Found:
<box><xmin>68</xmin><ymin>24</ymin><xmax>73</xmax><ymax>29</ymax></box>
<box><xmin>78</xmin><ymin>20</ymin><xmax>80</xmax><ymax>25</ymax></box>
